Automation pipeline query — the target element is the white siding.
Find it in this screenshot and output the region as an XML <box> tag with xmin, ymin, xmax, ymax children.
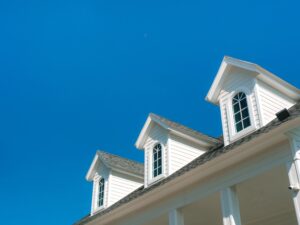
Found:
<box><xmin>108</xmin><ymin>171</ymin><xmax>143</xmax><ymax>206</ymax></box>
<box><xmin>219</xmin><ymin>67</ymin><xmax>259</xmax><ymax>145</ymax></box>
<box><xmin>168</xmin><ymin>134</ymin><xmax>207</xmax><ymax>174</ymax></box>
<box><xmin>144</xmin><ymin>124</ymin><xmax>168</xmax><ymax>187</ymax></box>
<box><xmin>257</xmin><ymin>80</ymin><xmax>295</xmax><ymax>125</ymax></box>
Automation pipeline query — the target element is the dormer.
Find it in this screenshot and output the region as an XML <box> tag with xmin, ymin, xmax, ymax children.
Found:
<box><xmin>206</xmin><ymin>56</ymin><xmax>300</xmax><ymax>146</ymax></box>
<box><xmin>135</xmin><ymin>113</ymin><xmax>220</xmax><ymax>188</ymax></box>
<box><xmin>85</xmin><ymin>151</ymin><xmax>143</xmax><ymax>215</ymax></box>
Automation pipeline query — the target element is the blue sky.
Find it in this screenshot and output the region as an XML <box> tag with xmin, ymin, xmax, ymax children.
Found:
<box><xmin>1</xmin><ymin>0</ymin><xmax>300</xmax><ymax>224</ymax></box>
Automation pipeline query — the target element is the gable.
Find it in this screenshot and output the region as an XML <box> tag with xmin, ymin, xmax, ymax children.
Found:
<box><xmin>206</xmin><ymin>56</ymin><xmax>300</xmax><ymax>105</ymax></box>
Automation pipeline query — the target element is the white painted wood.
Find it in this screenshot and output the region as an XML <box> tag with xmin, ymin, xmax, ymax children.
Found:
<box><xmin>214</xmin><ymin>65</ymin><xmax>296</xmax><ymax>146</ymax></box>
<box><xmin>220</xmin><ymin>186</ymin><xmax>242</xmax><ymax>225</ymax></box>
<box><xmin>108</xmin><ymin>170</ymin><xmax>143</xmax><ymax>206</ymax></box>
<box><xmin>286</xmin><ymin>128</ymin><xmax>300</xmax><ymax>225</ymax></box>
<box><xmin>257</xmin><ymin>80</ymin><xmax>295</xmax><ymax>125</ymax></box>
<box><xmin>218</xmin><ymin>68</ymin><xmax>259</xmax><ymax>145</ymax></box>
<box><xmin>286</xmin><ymin>161</ymin><xmax>300</xmax><ymax>225</ymax></box>
<box><xmin>144</xmin><ymin>124</ymin><xmax>168</xmax><ymax>187</ymax></box>
<box><xmin>91</xmin><ymin>163</ymin><xmax>110</xmax><ymax>214</ymax></box>
<box><xmin>169</xmin><ymin>208</ymin><xmax>184</xmax><ymax>225</ymax></box>
<box><xmin>168</xmin><ymin>134</ymin><xmax>206</xmax><ymax>174</ymax></box>
<box><xmin>90</xmin><ymin>162</ymin><xmax>143</xmax><ymax>214</ymax></box>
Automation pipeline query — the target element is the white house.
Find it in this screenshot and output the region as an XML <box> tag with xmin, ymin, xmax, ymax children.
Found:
<box><xmin>74</xmin><ymin>56</ymin><xmax>300</xmax><ymax>225</ymax></box>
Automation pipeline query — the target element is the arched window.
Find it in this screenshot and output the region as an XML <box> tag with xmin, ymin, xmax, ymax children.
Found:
<box><xmin>98</xmin><ymin>178</ymin><xmax>105</xmax><ymax>207</ymax></box>
<box><xmin>153</xmin><ymin>143</ymin><xmax>162</xmax><ymax>178</ymax></box>
<box><xmin>232</xmin><ymin>92</ymin><xmax>251</xmax><ymax>132</ymax></box>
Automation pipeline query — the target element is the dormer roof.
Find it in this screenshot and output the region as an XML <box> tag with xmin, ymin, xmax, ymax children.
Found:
<box><xmin>206</xmin><ymin>56</ymin><xmax>300</xmax><ymax>105</ymax></box>
<box><xmin>135</xmin><ymin>113</ymin><xmax>221</xmax><ymax>150</ymax></box>
<box><xmin>86</xmin><ymin>151</ymin><xmax>144</xmax><ymax>181</ymax></box>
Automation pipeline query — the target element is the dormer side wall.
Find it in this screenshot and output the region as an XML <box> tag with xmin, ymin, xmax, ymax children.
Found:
<box><xmin>168</xmin><ymin>133</ymin><xmax>207</xmax><ymax>174</ymax></box>
<box><xmin>256</xmin><ymin>79</ymin><xmax>296</xmax><ymax>126</ymax></box>
<box><xmin>107</xmin><ymin>170</ymin><xmax>143</xmax><ymax>206</ymax></box>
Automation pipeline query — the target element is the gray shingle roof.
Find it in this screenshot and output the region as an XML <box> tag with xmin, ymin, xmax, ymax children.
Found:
<box><xmin>97</xmin><ymin>151</ymin><xmax>144</xmax><ymax>176</ymax></box>
<box><xmin>75</xmin><ymin>102</ymin><xmax>300</xmax><ymax>225</ymax></box>
<box><xmin>150</xmin><ymin>113</ymin><xmax>221</xmax><ymax>146</ymax></box>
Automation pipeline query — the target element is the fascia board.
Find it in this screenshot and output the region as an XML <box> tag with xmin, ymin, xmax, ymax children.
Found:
<box><xmin>205</xmin><ymin>60</ymin><xmax>229</xmax><ymax>105</ymax></box>
<box><xmin>206</xmin><ymin>56</ymin><xmax>259</xmax><ymax>105</ymax></box>
<box><xmin>206</xmin><ymin>56</ymin><xmax>300</xmax><ymax>105</ymax></box>
<box><xmin>85</xmin><ymin>154</ymin><xmax>100</xmax><ymax>181</ymax></box>
<box><xmin>135</xmin><ymin>116</ymin><xmax>153</xmax><ymax>150</ymax></box>
<box><xmin>136</xmin><ymin>114</ymin><xmax>218</xmax><ymax>150</ymax></box>
<box><xmin>169</xmin><ymin>130</ymin><xmax>215</xmax><ymax>149</ymax></box>
<box><xmin>135</xmin><ymin>116</ymin><xmax>171</xmax><ymax>150</ymax></box>
<box><xmin>111</xmin><ymin>167</ymin><xmax>144</xmax><ymax>180</ymax></box>
<box><xmin>256</xmin><ymin>66</ymin><xmax>300</xmax><ymax>100</ymax></box>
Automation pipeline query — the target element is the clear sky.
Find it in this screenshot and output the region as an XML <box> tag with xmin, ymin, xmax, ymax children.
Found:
<box><xmin>1</xmin><ymin>0</ymin><xmax>300</xmax><ymax>224</ymax></box>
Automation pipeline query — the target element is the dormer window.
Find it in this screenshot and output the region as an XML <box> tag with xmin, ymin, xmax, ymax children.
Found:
<box><xmin>98</xmin><ymin>178</ymin><xmax>105</xmax><ymax>207</ymax></box>
<box><xmin>232</xmin><ymin>92</ymin><xmax>251</xmax><ymax>132</ymax></box>
<box><xmin>153</xmin><ymin>143</ymin><xmax>162</xmax><ymax>178</ymax></box>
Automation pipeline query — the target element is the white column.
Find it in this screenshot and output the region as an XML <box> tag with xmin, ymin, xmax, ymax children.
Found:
<box><xmin>169</xmin><ymin>208</ymin><xmax>184</xmax><ymax>225</ymax></box>
<box><xmin>220</xmin><ymin>186</ymin><xmax>242</xmax><ymax>225</ymax></box>
<box><xmin>286</xmin><ymin>128</ymin><xmax>300</xmax><ymax>225</ymax></box>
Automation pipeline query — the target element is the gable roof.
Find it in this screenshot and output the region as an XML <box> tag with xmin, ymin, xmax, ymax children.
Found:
<box><xmin>135</xmin><ymin>113</ymin><xmax>221</xmax><ymax>149</ymax></box>
<box><xmin>76</xmin><ymin>102</ymin><xmax>300</xmax><ymax>225</ymax></box>
<box><xmin>86</xmin><ymin>151</ymin><xmax>144</xmax><ymax>181</ymax></box>
<box><xmin>206</xmin><ymin>56</ymin><xmax>300</xmax><ymax>105</ymax></box>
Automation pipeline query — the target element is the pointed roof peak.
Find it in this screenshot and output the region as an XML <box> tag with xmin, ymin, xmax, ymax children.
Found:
<box><xmin>206</xmin><ymin>56</ymin><xmax>300</xmax><ymax>105</ymax></box>
<box><xmin>86</xmin><ymin>150</ymin><xmax>144</xmax><ymax>181</ymax></box>
<box><xmin>135</xmin><ymin>113</ymin><xmax>221</xmax><ymax>150</ymax></box>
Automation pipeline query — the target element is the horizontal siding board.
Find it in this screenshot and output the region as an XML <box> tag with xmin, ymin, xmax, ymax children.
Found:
<box><xmin>257</xmin><ymin>80</ymin><xmax>295</xmax><ymax>125</ymax></box>
<box><xmin>108</xmin><ymin>171</ymin><xmax>143</xmax><ymax>206</ymax></box>
<box><xmin>169</xmin><ymin>134</ymin><xmax>206</xmax><ymax>174</ymax></box>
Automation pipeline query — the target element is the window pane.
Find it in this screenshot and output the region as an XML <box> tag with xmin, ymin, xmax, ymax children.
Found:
<box><xmin>158</xmin><ymin>167</ymin><xmax>162</xmax><ymax>175</ymax></box>
<box><xmin>242</xmin><ymin>108</ymin><xmax>249</xmax><ymax>118</ymax></box>
<box><xmin>240</xmin><ymin>99</ymin><xmax>247</xmax><ymax>109</ymax></box>
<box><xmin>98</xmin><ymin>178</ymin><xmax>105</xmax><ymax>207</ymax></box>
<box><xmin>236</xmin><ymin>122</ymin><xmax>243</xmax><ymax>132</ymax></box>
<box><xmin>158</xmin><ymin>150</ymin><xmax>161</xmax><ymax>158</ymax></box>
<box><xmin>243</xmin><ymin>118</ymin><xmax>251</xmax><ymax>128</ymax></box>
<box><xmin>233</xmin><ymin>92</ymin><xmax>251</xmax><ymax>133</ymax></box>
<box><xmin>233</xmin><ymin>102</ymin><xmax>239</xmax><ymax>112</ymax></box>
<box><xmin>158</xmin><ymin>159</ymin><xmax>161</xmax><ymax>167</ymax></box>
<box><xmin>235</xmin><ymin>112</ymin><xmax>241</xmax><ymax>122</ymax></box>
<box><xmin>233</xmin><ymin>98</ymin><xmax>238</xmax><ymax>104</ymax></box>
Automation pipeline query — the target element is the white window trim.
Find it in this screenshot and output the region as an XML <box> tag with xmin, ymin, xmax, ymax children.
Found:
<box><xmin>148</xmin><ymin>142</ymin><xmax>166</xmax><ymax>185</ymax></box>
<box><xmin>93</xmin><ymin>175</ymin><xmax>106</xmax><ymax>212</ymax></box>
<box><xmin>227</xmin><ymin>88</ymin><xmax>256</xmax><ymax>143</ymax></box>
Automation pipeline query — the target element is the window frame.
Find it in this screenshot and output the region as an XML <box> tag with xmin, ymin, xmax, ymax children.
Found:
<box><xmin>227</xmin><ymin>88</ymin><xmax>256</xmax><ymax>142</ymax></box>
<box><xmin>232</xmin><ymin>92</ymin><xmax>251</xmax><ymax>133</ymax></box>
<box><xmin>148</xmin><ymin>142</ymin><xmax>165</xmax><ymax>184</ymax></box>
<box><xmin>152</xmin><ymin>143</ymin><xmax>163</xmax><ymax>178</ymax></box>
<box><xmin>97</xmin><ymin>177</ymin><xmax>105</xmax><ymax>208</ymax></box>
